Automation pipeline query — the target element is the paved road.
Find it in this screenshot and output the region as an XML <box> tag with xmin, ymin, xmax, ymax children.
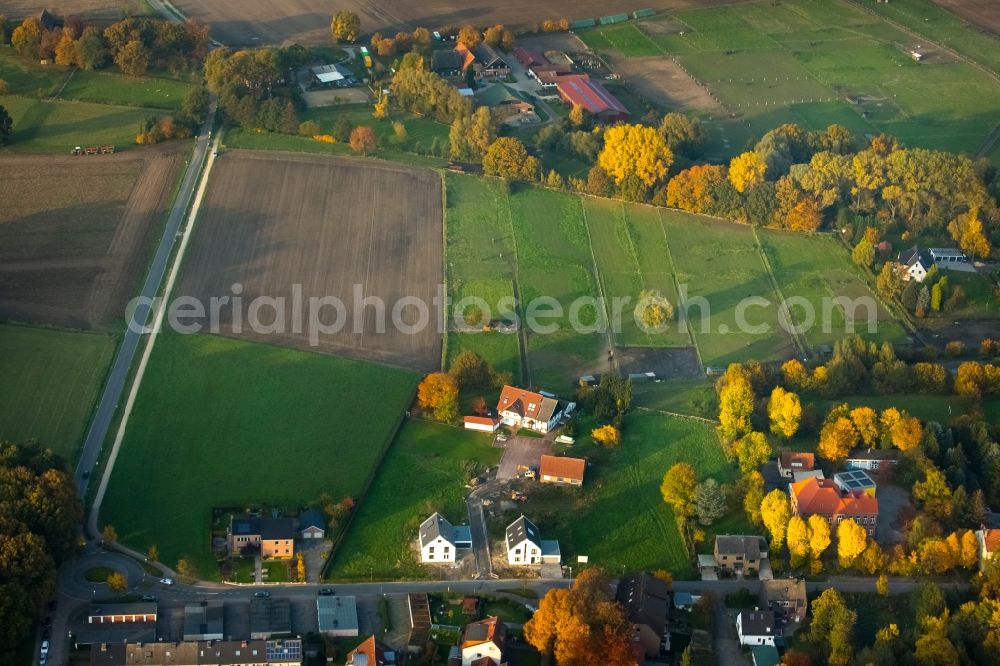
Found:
<box><xmin>74</xmin><ymin>102</ymin><xmax>217</xmax><ymax>500</ymax></box>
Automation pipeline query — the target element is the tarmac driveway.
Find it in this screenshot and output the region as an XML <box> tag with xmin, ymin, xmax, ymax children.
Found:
<box><xmin>496</xmin><ymin>435</ymin><xmax>552</xmax><ymax>480</ymax></box>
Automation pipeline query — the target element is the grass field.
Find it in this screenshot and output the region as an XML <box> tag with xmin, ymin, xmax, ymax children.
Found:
<box><xmin>59</xmin><ymin>71</ymin><xmax>195</xmax><ymax>110</ymax></box>
<box><xmin>327</xmin><ymin>419</ymin><xmax>502</xmax><ymax>580</ymax></box>
<box><xmin>517</xmin><ymin>412</ymin><xmax>738</xmax><ymax>578</ymax></box>
<box><xmin>580</xmin><ymin>0</ymin><xmax>1000</xmax><ymax>159</ymax></box>
<box><xmin>0</xmin><ymin>95</ymin><xmax>151</xmax><ymax>152</ymax></box>
<box><xmin>0</xmin><ymin>324</ymin><xmax>114</xmax><ymax>461</ymax></box>
<box><xmin>101</xmin><ymin>332</ymin><xmax>418</xmax><ymax>577</ymax></box>
<box><xmin>759</xmin><ymin>230</ymin><xmax>909</xmax><ymax>347</ymax></box>
<box><xmin>660</xmin><ymin>212</ymin><xmax>795</xmax><ymax>367</ymax></box>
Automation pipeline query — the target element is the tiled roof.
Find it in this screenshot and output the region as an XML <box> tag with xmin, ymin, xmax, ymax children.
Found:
<box><xmin>983</xmin><ymin>529</ymin><xmax>1000</xmax><ymax>553</ymax></box>
<box><xmin>791</xmin><ymin>477</ymin><xmax>878</xmax><ymax>517</ymax></box>
<box><xmin>779</xmin><ymin>451</ymin><xmax>814</xmax><ymax>471</ymax></box>
<box><xmin>497</xmin><ymin>385</ymin><xmax>559</xmax><ymax>422</ymax></box>
<box><xmin>462</xmin><ymin>616</ymin><xmax>505</xmax><ymax>650</ymax></box>
<box><xmin>539</xmin><ymin>455</ymin><xmax>586</xmax><ymax>482</ymax></box>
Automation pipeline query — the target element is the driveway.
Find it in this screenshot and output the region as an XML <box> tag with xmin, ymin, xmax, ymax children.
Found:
<box><xmin>875</xmin><ymin>483</ymin><xmax>910</xmax><ymax>545</ymax></box>
<box><xmin>496</xmin><ymin>435</ymin><xmax>552</xmax><ymax>480</ymax></box>
<box><xmin>712</xmin><ymin>598</ymin><xmax>751</xmax><ymax>666</ymax></box>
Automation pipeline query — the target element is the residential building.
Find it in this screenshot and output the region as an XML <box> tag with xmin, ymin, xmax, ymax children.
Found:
<box><xmin>760</xmin><ymin>578</ymin><xmax>808</xmax><ymax>628</ymax></box>
<box><xmin>833</xmin><ymin>470</ymin><xmax>877</xmax><ymax>497</ymax></box>
<box><xmin>976</xmin><ymin>528</ymin><xmax>1000</xmax><ymax>571</ymax></box>
<box><xmin>317</xmin><ymin>596</ymin><xmax>359</xmax><ymax>636</ymax></box>
<box><xmin>506</xmin><ymin>515</ymin><xmax>541</xmax><ymax>565</ymax></box>
<box><xmin>538</xmin><ymin>455</ymin><xmax>586</xmax><ymax>486</ymax></box>
<box><xmin>419</xmin><ymin>512</ymin><xmax>472</xmax><ymax>563</ymax></box>
<box><xmin>713</xmin><ymin>535</ymin><xmax>768</xmax><ymax>575</ymax></box>
<box><xmin>470</xmin><ymin>43</ymin><xmax>511</xmax><ymax>78</ymax></box>
<box><xmin>89</xmin><ymin>639</ymin><xmax>302</xmax><ymax>666</ymax></box>
<box><xmin>298</xmin><ymin>509</ymin><xmax>326</xmax><ymax>539</ymax></box>
<box><xmin>736</xmin><ymin>610</ymin><xmax>776</xmax><ymax>646</ymax></box>
<box><xmin>845</xmin><ymin>448</ymin><xmax>900</xmax><ymax>471</ymax></box>
<box><xmin>777</xmin><ymin>451</ymin><xmax>815</xmax><ymax>478</ymax></box>
<box><xmin>460</xmin><ymin>616</ymin><xmax>506</xmax><ymax>666</ymax></box>
<box><xmin>464</xmin><ymin>415</ymin><xmax>499</xmax><ymax>432</ymax></box>
<box><xmin>616</xmin><ymin>572</ymin><xmax>670</xmax><ymax>658</ymax></box>
<box><xmin>555</xmin><ymin>76</ymin><xmax>629</xmax><ymax>122</ymax></box>
<box><xmin>229</xmin><ymin>516</ymin><xmax>296</xmax><ymax>558</ymax></box>
<box><xmin>496</xmin><ymin>385</ymin><xmax>572</xmax><ymax>433</ymax></box>
<box><xmin>431</xmin><ymin>49</ymin><xmax>465</xmax><ymax>76</ymax></box>
<box><xmin>182</xmin><ymin>601</ymin><xmax>223</xmax><ymax>641</ymax></box>
<box><xmin>897</xmin><ymin>245</ymin><xmax>929</xmax><ymax>282</ymax></box>
<box><xmin>250</xmin><ymin>597</ymin><xmax>292</xmax><ymax>639</ymax></box>
<box><xmin>790</xmin><ymin>476</ymin><xmax>879</xmax><ymax>535</ymax></box>
<box><xmin>346</xmin><ymin>636</ymin><xmax>396</xmax><ymax>666</ymax></box>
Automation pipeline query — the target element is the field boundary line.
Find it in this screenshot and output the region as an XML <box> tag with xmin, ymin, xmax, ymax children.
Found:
<box><xmin>635</xmin><ymin>405</ymin><xmax>718</xmax><ymax>425</ymax></box>
<box><xmin>500</xmin><ymin>182</ymin><xmax>531</xmax><ymax>386</ymax></box>
<box><xmin>752</xmin><ymin>226</ymin><xmax>809</xmax><ymax>359</ymax></box>
<box><xmin>579</xmin><ymin>199</ymin><xmax>619</xmax><ymax>369</ymax></box>
<box><xmin>654</xmin><ymin>209</ymin><xmax>702</xmax><ymax>369</ymax></box>
<box><xmin>439</xmin><ymin>172</ymin><xmax>449</xmax><ymax>371</ymax></box>
<box><xmin>89</xmin><ymin>133</ymin><xmax>221</xmax><ymax>538</ymax></box>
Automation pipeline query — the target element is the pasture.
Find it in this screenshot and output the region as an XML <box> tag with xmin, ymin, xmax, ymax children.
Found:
<box><xmin>176</xmin><ymin>151</ymin><xmax>443</xmax><ymax>371</ymax></box>
<box><xmin>0</xmin><ymin>95</ymin><xmax>154</xmax><ymax>152</ymax></box>
<box><xmin>0</xmin><ymin>324</ymin><xmax>114</xmax><ymax>461</ymax></box>
<box><xmin>580</xmin><ymin>0</ymin><xmax>1000</xmax><ymax>157</ymax></box>
<box><xmin>0</xmin><ymin>149</ymin><xmax>183</xmax><ymax>330</ymax></box>
<box><xmin>759</xmin><ymin>230</ymin><xmax>909</xmax><ymax>346</ymax></box>
<box><xmin>515</xmin><ymin>412</ymin><xmax>738</xmax><ymax>578</ymax></box>
<box><xmin>101</xmin><ymin>331</ymin><xmax>418</xmax><ymax>577</ymax></box>
<box><xmin>59</xmin><ymin>70</ymin><xmax>196</xmax><ymax>111</ymax></box>
<box><xmin>327</xmin><ymin>419</ymin><xmax>502</xmax><ymax>580</ymax></box>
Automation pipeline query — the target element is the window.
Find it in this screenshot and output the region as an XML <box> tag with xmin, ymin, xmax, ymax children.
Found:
<box><xmin>429</xmin><ymin>553</ymin><xmax>434</xmax><ymax>560</ymax></box>
<box><xmin>429</xmin><ymin>546</ymin><xmax>434</xmax><ymax>554</ymax></box>
<box><xmin>444</xmin><ymin>547</ymin><xmax>450</xmax><ymax>554</ymax></box>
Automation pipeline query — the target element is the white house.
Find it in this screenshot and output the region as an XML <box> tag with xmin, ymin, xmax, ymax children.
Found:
<box><xmin>897</xmin><ymin>245</ymin><xmax>929</xmax><ymax>282</ymax></box>
<box><xmin>463</xmin><ymin>416</ymin><xmax>499</xmax><ymax>432</ymax></box>
<box><xmin>506</xmin><ymin>516</ymin><xmax>542</xmax><ymax>565</ymax></box>
<box><xmin>419</xmin><ymin>513</ymin><xmax>471</xmax><ymax>564</ymax></box>
<box><xmin>845</xmin><ymin>448</ymin><xmax>900</xmax><ymax>472</ymax></box>
<box><xmin>496</xmin><ymin>385</ymin><xmax>573</xmax><ymax>434</ymax></box>
<box><xmin>736</xmin><ymin>610</ymin><xmax>776</xmax><ymax>646</ymax></box>
<box><xmin>460</xmin><ymin>616</ymin><xmax>506</xmax><ymax>666</ymax></box>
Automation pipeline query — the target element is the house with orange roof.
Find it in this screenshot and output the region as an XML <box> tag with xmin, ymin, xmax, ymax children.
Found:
<box><xmin>976</xmin><ymin>528</ymin><xmax>1000</xmax><ymax>571</ymax></box>
<box><xmin>789</xmin><ymin>476</ymin><xmax>878</xmax><ymax>535</ymax></box>
<box><xmin>777</xmin><ymin>451</ymin><xmax>815</xmax><ymax>479</ymax></box>
<box><xmin>346</xmin><ymin>635</ymin><xmax>396</xmax><ymax>666</ymax></box>
<box><xmin>496</xmin><ymin>385</ymin><xmax>572</xmax><ymax>434</ymax></box>
<box><xmin>538</xmin><ymin>455</ymin><xmax>585</xmax><ymax>486</ymax></box>
<box><xmin>460</xmin><ymin>616</ymin><xmax>506</xmax><ymax>666</ymax></box>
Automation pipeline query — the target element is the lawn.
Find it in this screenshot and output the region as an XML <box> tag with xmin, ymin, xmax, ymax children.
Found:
<box><xmin>59</xmin><ymin>70</ymin><xmax>195</xmax><ymax>110</ymax></box>
<box><xmin>517</xmin><ymin>411</ymin><xmax>736</xmax><ymax>578</ymax></box>
<box><xmin>758</xmin><ymin>229</ymin><xmax>908</xmax><ymax>347</ymax></box>
<box><xmin>804</xmin><ymin>392</ymin><xmax>1000</xmax><ymax>424</ymax></box>
<box><xmin>447</xmin><ymin>332</ymin><xmax>521</xmax><ymax>384</ymax></box>
<box><xmin>262</xmin><ymin>559</ymin><xmax>289</xmax><ymax>583</ymax></box>
<box><xmin>0</xmin><ymin>95</ymin><xmax>152</xmax><ymax>152</ymax></box>
<box><xmin>632</xmin><ymin>380</ymin><xmax>719</xmax><ymax>420</ymax></box>
<box><xmin>0</xmin><ymin>323</ymin><xmax>114</xmax><ymax>461</ymax></box>
<box><xmin>327</xmin><ymin>419</ymin><xmax>502</xmax><ymax>581</ymax></box>
<box><xmin>659</xmin><ymin>212</ymin><xmax>794</xmax><ymax>367</ymax></box>
<box><xmin>101</xmin><ymin>332</ymin><xmax>419</xmax><ymax>578</ymax></box>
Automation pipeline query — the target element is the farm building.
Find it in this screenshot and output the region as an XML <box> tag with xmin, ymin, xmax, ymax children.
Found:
<box><xmin>463</xmin><ymin>415</ymin><xmax>500</xmax><ymax>432</ymax></box>
<box><xmin>556</xmin><ymin>76</ymin><xmax>629</xmax><ymax>121</ymax></box>
<box><xmin>431</xmin><ymin>49</ymin><xmax>465</xmax><ymax>76</ymax></box>
<box><xmin>896</xmin><ymin>245</ymin><xmax>930</xmax><ymax>282</ymax></box>
<box><xmin>310</xmin><ymin>63</ymin><xmax>355</xmax><ymax>86</ymax></box>
<box><xmin>475</xmin><ymin>83</ymin><xmax>537</xmax><ymax>125</ymax></box>
<box><xmin>790</xmin><ymin>476</ymin><xmax>879</xmax><ymax>535</ymax></box>
<box><xmin>182</xmin><ymin>601</ymin><xmax>223</xmax><ymax>641</ymax></box>
<box><xmin>418</xmin><ymin>512</ymin><xmax>472</xmax><ymax>563</ymax></box>
<box><xmin>496</xmin><ymin>385</ymin><xmax>573</xmax><ymax>433</ymax></box>
<box><xmin>538</xmin><ymin>455</ymin><xmax>585</xmax><ymax>486</ymax></box>
<box><xmin>317</xmin><ymin>595</ymin><xmax>359</xmax><ymax>636</ymax></box>
<box><xmin>845</xmin><ymin>448</ymin><xmax>899</xmax><ymax>471</ymax></box>
<box><xmin>298</xmin><ymin>508</ymin><xmax>326</xmax><ymax>539</ymax></box>
<box><xmin>454</xmin><ymin>43</ymin><xmax>511</xmax><ymax>79</ymax></box>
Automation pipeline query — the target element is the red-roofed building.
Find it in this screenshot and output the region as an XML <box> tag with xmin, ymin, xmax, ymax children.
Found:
<box><xmin>461</xmin><ymin>616</ymin><xmax>506</xmax><ymax>666</ymax></box>
<box><xmin>555</xmin><ymin>77</ymin><xmax>629</xmax><ymax>122</ymax></box>
<box><xmin>512</xmin><ymin>46</ymin><xmax>546</xmax><ymax>67</ymax></box>
<box><xmin>346</xmin><ymin>635</ymin><xmax>396</xmax><ymax>665</ymax></box>
<box><xmin>976</xmin><ymin>528</ymin><xmax>1000</xmax><ymax>570</ymax></box>
<box><xmin>464</xmin><ymin>415</ymin><xmax>500</xmax><ymax>432</ymax></box>
<box><xmin>496</xmin><ymin>385</ymin><xmax>571</xmax><ymax>434</ymax></box>
<box><xmin>790</xmin><ymin>477</ymin><xmax>878</xmax><ymax>535</ymax></box>
<box><xmin>778</xmin><ymin>451</ymin><xmax>815</xmax><ymax>478</ymax></box>
<box><xmin>539</xmin><ymin>455</ymin><xmax>586</xmax><ymax>486</ymax></box>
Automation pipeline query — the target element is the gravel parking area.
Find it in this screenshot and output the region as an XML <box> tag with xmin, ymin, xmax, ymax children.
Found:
<box><xmin>496</xmin><ymin>436</ymin><xmax>552</xmax><ymax>480</ymax></box>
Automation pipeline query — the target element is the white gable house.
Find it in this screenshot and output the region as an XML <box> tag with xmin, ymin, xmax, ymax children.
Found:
<box><xmin>419</xmin><ymin>513</ymin><xmax>472</xmax><ymax>564</ymax></box>
<box><xmin>506</xmin><ymin>516</ymin><xmax>542</xmax><ymax>565</ymax></box>
<box><xmin>897</xmin><ymin>245</ymin><xmax>929</xmax><ymax>282</ymax></box>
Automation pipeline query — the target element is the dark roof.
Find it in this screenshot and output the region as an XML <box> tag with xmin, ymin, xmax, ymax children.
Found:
<box><xmin>38</xmin><ymin>9</ymin><xmax>63</xmax><ymax>30</ymax></box>
<box><xmin>472</xmin><ymin>43</ymin><xmax>507</xmax><ymax>67</ymax></box>
<box><xmin>616</xmin><ymin>572</ymin><xmax>669</xmax><ymax>631</ymax></box>
<box><xmin>261</xmin><ymin>517</ymin><xmax>295</xmax><ymax>540</ymax></box>
<box><xmin>431</xmin><ymin>49</ymin><xmax>464</xmax><ymax>71</ymax></box>
<box><xmin>89</xmin><ymin>602</ymin><xmax>157</xmax><ymax>618</ymax></box>
<box><xmin>419</xmin><ymin>512</ymin><xmax>455</xmax><ymax>548</ymax></box>
<box><xmin>182</xmin><ymin>601</ymin><xmax>223</xmax><ymax>640</ymax></box>
<box><xmin>75</xmin><ymin>623</ymin><xmax>156</xmax><ymax>646</ymax></box>
<box><xmin>897</xmin><ymin>244</ymin><xmax>923</xmax><ymax>267</ymax></box>
<box><xmin>233</xmin><ymin>517</ymin><xmax>260</xmax><ymax>536</ymax></box>
<box><xmin>506</xmin><ymin>515</ymin><xmax>541</xmax><ymax>550</ymax></box>
<box><xmin>299</xmin><ymin>508</ymin><xmax>326</xmax><ymax>531</ymax></box>
<box><xmin>738</xmin><ymin>610</ymin><xmax>776</xmax><ymax>637</ymax></box>
<box><xmin>715</xmin><ymin>535</ymin><xmax>764</xmax><ymax>559</ymax></box>
<box><xmin>847</xmin><ymin>448</ymin><xmax>900</xmax><ymax>461</ymax></box>
<box><xmin>251</xmin><ymin>597</ymin><xmax>292</xmax><ymax>638</ymax></box>
<box><xmin>89</xmin><ymin>640</ymin><xmax>302</xmax><ymax>665</ymax></box>
<box><xmin>760</xmin><ymin>579</ymin><xmax>807</xmax><ymax>612</ymax></box>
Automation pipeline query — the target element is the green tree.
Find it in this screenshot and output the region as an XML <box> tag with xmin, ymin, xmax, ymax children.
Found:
<box><xmin>693</xmin><ymin>479</ymin><xmax>726</xmax><ymax>526</ymax></box>
<box><xmin>852</xmin><ymin>239</ymin><xmax>875</xmax><ymax>267</ymax></box>
<box><xmin>74</xmin><ymin>26</ymin><xmax>105</xmax><ymax>70</ymax></box>
<box><xmin>732</xmin><ymin>431</ymin><xmax>771</xmax><ymax>476</ymax></box>
<box><xmin>810</xmin><ymin>589</ymin><xmax>856</xmax><ymax>666</ymax></box>
<box><xmin>448</xmin><ymin>350</ymin><xmax>495</xmax><ymax>389</ymax></box>
<box><xmin>657</xmin><ymin>112</ymin><xmax>705</xmax><ymax>156</ymax></box>
<box><xmin>0</xmin><ymin>105</ymin><xmax>11</xmax><ymax>146</ymax></box>
<box><xmin>483</xmin><ymin>137</ymin><xmax>539</xmax><ymax>182</ymax></box>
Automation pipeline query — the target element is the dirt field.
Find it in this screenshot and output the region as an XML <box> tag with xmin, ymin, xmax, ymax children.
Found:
<box><xmin>613</xmin><ymin>56</ymin><xmax>723</xmax><ymax>112</ymax></box>
<box><xmin>0</xmin><ymin>149</ymin><xmax>183</xmax><ymax>330</ymax></box>
<box><xmin>176</xmin><ymin>151</ymin><xmax>443</xmax><ymax>371</ymax></box>
<box><xmin>0</xmin><ymin>0</ymin><xmax>131</xmax><ymax>20</ymax></box>
<box><xmin>168</xmin><ymin>0</ymin><xmax>744</xmax><ymax>45</ymax></box>
<box><xmin>933</xmin><ymin>0</ymin><xmax>1000</xmax><ymax>35</ymax></box>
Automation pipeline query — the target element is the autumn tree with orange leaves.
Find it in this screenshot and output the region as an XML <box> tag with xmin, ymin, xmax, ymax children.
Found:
<box><xmin>417</xmin><ymin>372</ymin><xmax>458</xmax><ymax>423</ymax></box>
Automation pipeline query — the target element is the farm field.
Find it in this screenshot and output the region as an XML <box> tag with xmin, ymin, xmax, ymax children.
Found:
<box><xmin>327</xmin><ymin>419</ymin><xmax>502</xmax><ymax>581</ymax></box>
<box><xmin>0</xmin><ymin>95</ymin><xmax>154</xmax><ymax>152</ymax></box>
<box><xmin>580</xmin><ymin>0</ymin><xmax>1000</xmax><ymax>158</ymax></box>
<box><xmin>759</xmin><ymin>230</ymin><xmax>909</xmax><ymax>347</ymax></box>
<box><xmin>0</xmin><ymin>324</ymin><xmax>114</xmax><ymax>461</ymax></box>
<box><xmin>660</xmin><ymin>212</ymin><xmax>795</xmax><ymax>367</ymax></box>
<box><xmin>0</xmin><ymin>149</ymin><xmax>183</xmax><ymax>329</ymax></box>
<box><xmin>514</xmin><ymin>412</ymin><xmax>739</xmax><ymax>578</ymax></box>
<box><xmin>101</xmin><ymin>331</ymin><xmax>419</xmax><ymax>576</ymax></box>
<box><xmin>176</xmin><ymin>151</ymin><xmax>443</xmax><ymax>371</ymax></box>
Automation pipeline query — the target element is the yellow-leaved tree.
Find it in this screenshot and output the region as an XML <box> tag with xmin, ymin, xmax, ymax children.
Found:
<box><xmin>836</xmin><ymin>520</ymin><xmax>868</xmax><ymax>569</ymax></box>
<box><xmin>760</xmin><ymin>489</ymin><xmax>791</xmax><ymax>549</ymax></box>
<box><xmin>807</xmin><ymin>514</ymin><xmax>831</xmax><ymax>573</ymax></box>
<box><xmin>849</xmin><ymin>407</ymin><xmax>878</xmax><ymax>447</ymax></box>
<box><xmin>818</xmin><ymin>417</ymin><xmax>858</xmax><ymax>462</ymax></box>
<box><xmin>787</xmin><ymin>515</ymin><xmax>810</xmax><ymax>567</ymax></box>
<box><xmin>767</xmin><ymin>386</ymin><xmax>801</xmax><ymax>438</ymax></box>
<box><xmin>591</xmin><ymin>424</ymin><xmax>621</xmax><ymax>448</ymax></box>
<box><xmin>598</xmin><ymin>124</ymin><xmax>672</xmax><ymax>187</ymax></box>
<box><xmin>728</xmin><ymin>151</ymin><xmax>767</xmax><ymax>193</ymax></box>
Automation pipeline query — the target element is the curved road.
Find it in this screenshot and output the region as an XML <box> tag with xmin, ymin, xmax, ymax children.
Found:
<box><xmin>74</xmin><ymin>102</ymin><xmax>217</xmax><ymax>501</ymax></box>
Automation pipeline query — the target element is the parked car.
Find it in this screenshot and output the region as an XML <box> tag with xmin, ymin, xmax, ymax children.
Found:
<box><xmin>40</xmin><ymin>640</ymin><xmax>49</xmax><ymax>656</ymax></box>
<box><xmin>159</xmin><ymin>578</ymin><xmax>174</xmax><ymax>585</ymax></box>
<box><xmin>253</xmin><ymin>591</ymin><xmax>270</xmax><ymax>598</ymax></box>
<box><xmin>141</xmin><ymin>595</ymin><xmax>157</xmax><ymax>602</ymax></box>
<box><xmin>318</xmin><ymin>588</ymin><xmax>334</xmax><ymax>596</ymax></box>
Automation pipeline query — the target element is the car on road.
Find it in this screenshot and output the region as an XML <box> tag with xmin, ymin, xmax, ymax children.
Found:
<box><xmin>141</xmin><ymin>595</ymin><xmax>157</xmax><ymax>602</ymax></box>
<box><xmin>40</xmin><ymin>656</ymin><xmax>46</xmax><ymax>666</ymax></box>
<box><xmin>318</xmin><ymin>588</ymin><xmax>334</xmax><ymax>596</ymax></box>
<box><xmin>253</xmin><ymin>591</ymin><xmax>270</xmax><ymax>598</ymax></box>
<box><xmin>41</xmin><ymin>640</ymin><xmax>49</xmax><ymax>656</ymax></box>
<box><xmin>159</xmin><ymin>578</ymin><xmax>174</xmax><ymax>585</ymax></box>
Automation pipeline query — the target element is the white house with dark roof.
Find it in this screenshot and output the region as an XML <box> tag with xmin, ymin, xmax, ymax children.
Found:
<box><xmin>506</xmin><ymin>515</ymin><xmax>541</xmax><ymax>565</ymax></box>
<box><xmin>736</xmin><ymin>610</ymin><xmax>776</xmax><ymax>646</ymax></box>
<box><xmin>419</xmin><ymin>513</ymin><xmax>472</xmax><ymax>564</ymax></box>
<box><xmin>897</xmin><ymin>245</ymin><xmax>929</xmax><ymax>282</ymax></box>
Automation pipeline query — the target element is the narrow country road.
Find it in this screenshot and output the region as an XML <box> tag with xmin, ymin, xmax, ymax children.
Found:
<box><xmin>74</xmin><ymin>100</ymin><xmax>217</xmax><ymax>500</ymax></box>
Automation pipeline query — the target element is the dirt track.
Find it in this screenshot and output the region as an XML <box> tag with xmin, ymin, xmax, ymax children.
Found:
<box><xmin>612</xmin><ymin>56</ymin><xmax>723</xmax><ymax>113</ymax></box>
<box><xmin>0</xmin><ymin>148</ymin><xmax>183</xmax><ymax>330</ymax></box>
<box><xmin>175</xmin><ymin>151</ymin><xmax>443</xmax><ymax>371</ymax></box>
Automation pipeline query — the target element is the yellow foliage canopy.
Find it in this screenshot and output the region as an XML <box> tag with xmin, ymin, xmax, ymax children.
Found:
<box><xmin>598</xmin><ymin>124</ymin><xmax>672</xmax><ymax>187</ymax></box>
